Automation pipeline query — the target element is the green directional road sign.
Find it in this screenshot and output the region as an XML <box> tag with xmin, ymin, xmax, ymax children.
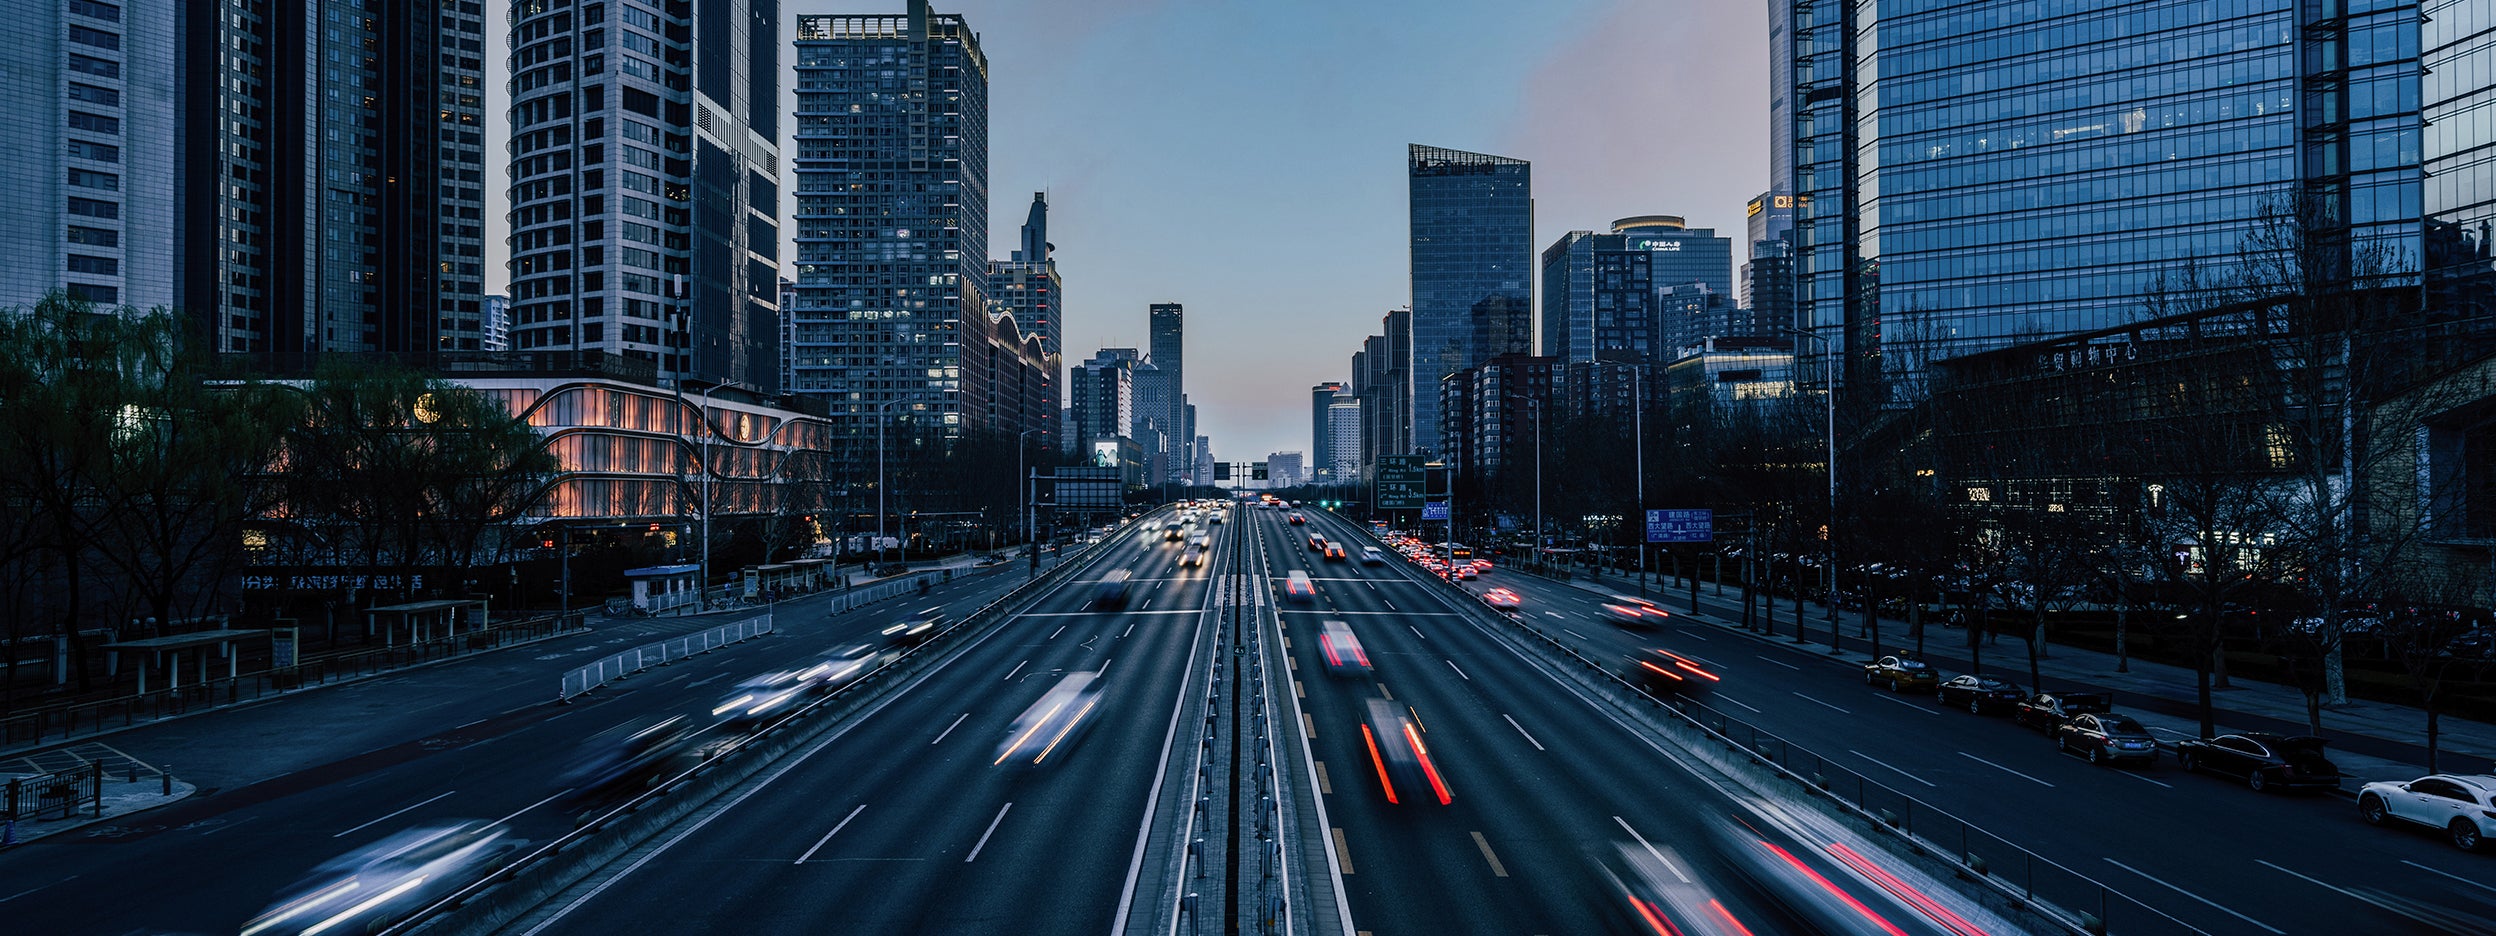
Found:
<box><xmin>1376</xmin><ymin>454</ymin><xmax>1425</xmax><ymax>511</ymax></box>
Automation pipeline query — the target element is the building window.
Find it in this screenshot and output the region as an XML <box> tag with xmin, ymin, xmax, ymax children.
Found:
<box><xmin>67</xmin><ymin>254</ymin><xmax>118</xmax><ymax>276</ymax></box>
<box><xmin>66</xmin><ymin>83</ymin><xmax>119</xmax><ymax>107</ymax></box>
<box><xmin>66</xmin><ymin>0</ymin><xmax>120</xmax><ymax>22</ymax></box>
<box><xmin>66</xmin><ymin>283</ymin><xmax>117</xmax><ymax>304</ymax></box>
<box><xmin>66</xmin><ymin>54</ymin><xmax>118</xmax><ymax>79</ymax></box>
<box><xmin>66</xmin><ymin>226</ymin><xmax>117</xmax><ymax>247</ymax></box>
<box><xmin>67</xmin><ymin>139</ymin><xmax>119</xmax><ymax>163</ymax></box>
<box><xmin>66</xmin><ymin>197</ymin><xmax>118</xmax><ymax>220</ymax></box>
<box><xmin>67</xmin><ymin>168</ymin><xmax>118</xmax><ymax>192</ymax></box>
<box><xmin>66</xmin><ymin>25</ymin><xmax>118</xmax><ymax>51</ymax></box>
<box><xmin>67</xmin><ymin>111</ymin><xmax>120</xmax><ymax>135</ymax></box>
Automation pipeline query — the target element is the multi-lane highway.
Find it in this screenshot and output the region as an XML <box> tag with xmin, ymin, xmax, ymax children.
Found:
<box><xmin>0</xmin><ymin>560</ymin><xmax>1041</xmax><ymax>935</ymax></box>
<box><xmin>1436</xmin><ymin>537</ymin><xmax>2496</xmax><ymax>935</ymax></box>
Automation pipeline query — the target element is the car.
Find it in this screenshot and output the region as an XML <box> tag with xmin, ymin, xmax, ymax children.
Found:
<box><xmin>1602</xmin><ymin>597</ymin><xmax>1672</xmax><ymax>627</ymax></box>
<box><xmin>1181</xmin><ymin>543</ymin><xmax>1208</xmax><ymax>567</ymax></box>
<box><xmin>1470</xmin><ymin>559</ymin><xmax>1493</xmax><ymax>574</ymax></box>
<box><xmin>1360</xmin><ymin>698</ymin><xmax>1452</xmax><ymax>805</ymax></box>
<box><xmin>1323</xmin><ymin>542</ymin><xmax>1348</xmax><ymax>561</ymax></box>
<box><xmin>1283</xmin><ymin>570</ymin><xmax>1316</xmax><ymax>602</ymax></box>
<box><xmin>1308</xmin><ymin>533</ymin><xmax>1329</xmax><ymax>551</ymax></box>
<box><xmin>993</xmin><ymin>672</ymin><xmax>1104</xmax><ymax>768</ymax></box>
<box><xmin>2055</xmin><ymin>712</ymin><xmax>2160</xmax><ymax>766</ymax></box>
<box><xmin>2174</xmin><ymin>733</ymin><xmax>2341</xmax><ymax>792</ymax></box>
<box><xmin>1453</xmin><ymin>565</ymin><xmax>1478</xmax><ymax>580</ymax></box>
<box><xmin>554</xmin><ymin>716</ymin><xmax>698</xmax><ymax>817</ymax></box>
<box><xmin>881</xmin><ymin>607</ymin><xmax>947</xmax><ymax>647</ymax></box>
<box><xmin>242</xmin><ymin>820</ymin><xmax>519</xmax><ymax>936</ymax></box>
<box><xmin>1359</xmin><ymin>547</ymin><xmax>1387</xmax><ymax>565</ymax></box>
<box><xmin>1164</xmin><ymin>526</ymin><xmax>1185</xmax><ymax>542</ymax></box>
<box><xmin>1095</xmin><ymin>569</ymin><xmax>1134</xmax><ymax>609</ymax></box>
<box><xmin>1861</xmin><ymin>655</ymin><xmax>1939</xmax><ymax>693</ymax></box>
<box><xmin>1317</xmin><ymin>620</ymin><xmax>1371</xmax><ymax>673</ymax></box>
<box><xmin>1625</xmin><ymin>646</ymin><xmax>1721</xmax><ymax>694</ymax></box>
<box><xmin>1481</xmin><ymin>588</ymin><xmax>1521</xmax><ymax>611</ymax></box>
<box><xmin>712</xmin><ymin>668</ymin><xmax>828</xmax><ymax>729</ymax></box>
<box><xmin>1288</xmin><ymin>512</ymin><xmax>1307</xmax><ymax>525</ymax></box>
<box><xmin>1935</xmin><ymin>674</ymin><xmax>2025</xmax><ymax>714</ymax></box>
<box><xmin>2359</xmin><ymin>774</ymin><xmax>2496</xmax><ymax>851</ymax></box>
<box><xmin>2014</xmin><ymin>691</ymin><xmax>2111</xmax><ymax>733</ymax></box>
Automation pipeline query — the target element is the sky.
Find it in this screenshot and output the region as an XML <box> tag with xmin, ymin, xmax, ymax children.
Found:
<box><xmin>487</xmin><ymin>0</ymin><xmax>1770</xmax><ymax>466</ymax></box>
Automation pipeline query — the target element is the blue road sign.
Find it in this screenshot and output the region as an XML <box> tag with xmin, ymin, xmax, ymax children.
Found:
<box><xmin>1646</xmin><ymin>509</ymin><xmax>1713</xmax><ymax>543</ymax></box>
<box><xmin>1422</xmin><ymin>501</ymin><xmax>1450</xmax><ymax>521</ymax></box>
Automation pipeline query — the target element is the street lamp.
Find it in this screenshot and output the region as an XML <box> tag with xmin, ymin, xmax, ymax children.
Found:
<box><xmin>1017</xmin><ymin>427</ymin><xmax>1042</xmax><ymax>573</ymax></box>
<box><xmin>1590</xmin><ymin>360</ymin><xmax>1645</xmax><ymax>593</ymax></box>
<box><xmin>673</xmin><ymin>381</ymin><xmax>723</xmax><ymax>601</ymax></box>
<box><xmin>1777</xmin><ymin>326</ymin><xmax>1840</xmax><ymax>632</ymax></box>
<box><xmin>873</xmin><ymin>398</ymin><xmax>907</xmax><ymax>568</ymax></box>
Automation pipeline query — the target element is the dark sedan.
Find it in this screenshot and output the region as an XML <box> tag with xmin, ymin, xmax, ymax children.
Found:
<box><xmin>1936</xmin><ymin>674</ymin><xmax>2025</xmax><ymax>714</ymax></box>
<box><xmin>2175</xmin><ymin>733</ymin><xmax>2342</xmax><ymax>792</ymax></box>
<box><xmin>2055</xmin><ymin>712</ymin><xmax>2160</xmax><ymax>766</ymax></box>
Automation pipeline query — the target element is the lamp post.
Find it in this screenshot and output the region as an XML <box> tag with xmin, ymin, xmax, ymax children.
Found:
<box><xmin>1592</xmin><ymin>360</ymin><xmax>1645</xmax><ymax>593</ymax></box>
<box><xmin>1017</xmin><ymin>427</ymin><xmax>1042</xmax><ymax>573</ymax></box>
<box><xmin>670</xmin><ymin>381</ymin><xmax>723</xmax><ymax>601</ymax></box>
<box><xmin>874</xmin><ymin>398</ymin><xmax>906</xmax><ymax>568</ymax></box>
<box><xmin>1778</xmin><ymin>326</ymin><xmax>1840</xmax><ymax>632</ymax></box>
<box><xmin>1530</xmin><ymin>394</ymin><xmax>1543</xmax><ymax>577</ymax></box>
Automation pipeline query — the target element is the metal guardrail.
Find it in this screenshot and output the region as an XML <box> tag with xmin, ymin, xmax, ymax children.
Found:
<box><xmin>2</xmin><ymin>762</ymin><xmax>104</xmax><ymax>823</ymax></box>
<box><xmin>385</xmin><ymin>511</ymin><xmax>1150</xmax><ymax>936</ymax></box>
<box><xmin>1326</xmin><ymin>515</ymin><xmax>2189</xmax><ymax>936</ymax></box>
<box><xmin>557</xmin><ymin>615</ymin><xmax>776</xmax><ymax>702</ymax></box>
<box><xmin>821</xmin><ymin>570</ymin><xmax>951</xmax><ymax>615</ymax></box>
<box><xmin>1</xmin><ymin>613</ymin><xmax>585</xmax><ymax>751</ymax></box>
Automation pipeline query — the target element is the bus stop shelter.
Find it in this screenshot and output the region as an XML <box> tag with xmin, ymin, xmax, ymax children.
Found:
<box><xmin>99</xmin><ymin>630</ymin><xmax>267</xmax><ymax>695</ymax></box>
<box><xmin>623</xmin><ymin>564</ymin><xmax>703</xmax><ymax>615</ymax></box>
<box><xmin>366</xmin><ymin>599</ymin><xmax>487</xmax><ymax>647</ymax></box>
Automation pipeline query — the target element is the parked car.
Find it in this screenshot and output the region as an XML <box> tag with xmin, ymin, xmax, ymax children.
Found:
<box><xmin>2055</xmin><ymin>712</ymin><xmax>2160</xmax><ymax>766</ymax></box>
<box><xmin>1935</xmin><ymin>674</ymin><xmax>2025</xmax><ymax>714</ymax></box>
<box><xmin>2014</xmin><ymin>691</ymin><xmax>2111</xmax><ymax>732</ymax></box>
<box><xmin>2358</xmin><ymin>774</ymin><xmax>2496</xmax><ymax>851</ymax></box>
<box><xmin>2174</xmin><ymin>733</ymin><xmax>2341</xmax><ymax>792</ymax></box>
<box><xmin>1861</xmin><ymin>655</ymin><xmax>1939</xmax><ymax>693</ymax></box>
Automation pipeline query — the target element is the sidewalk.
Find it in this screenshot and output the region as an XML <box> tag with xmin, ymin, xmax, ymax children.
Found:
<box><xmin>1517</xmin><ymin>562</ymin><xmax>2496</xmax><ymax>789</ymax></box>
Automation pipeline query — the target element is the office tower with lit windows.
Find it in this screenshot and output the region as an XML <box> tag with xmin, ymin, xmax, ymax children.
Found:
<box><xmin>507</xmin><ymin>0</ymin><xmax>781</xmax><ymax>386</ymax></box>
<box><xmin>1408</xmin><ymin>144</ymin><xmax>1532</xmax><ymax>455</ymax></box>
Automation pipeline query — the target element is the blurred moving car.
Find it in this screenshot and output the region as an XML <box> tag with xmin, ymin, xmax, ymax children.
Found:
<box><xmin>881</xmin><ymin>607</ymin><xmax>946</xmax><ymax>647</ymax></box>
<box><xmin>1323</xmin><ymin>542</ymin><xmax>1348</xmax><ymax>561</ymax></box>
<box><xmin>1181</xmin><ymin>543</ymin><xmax>1208</xmax><ymax>567</ymax></box>
<box><xmin>1596</xmin><ymin>840</ymin><xmax>1757</xmax><ymax>936</ymax></box>
<box><xmin>554</xmin><ymin>715</ymin><xmax>698</xmax><ymax>817</ymax></box>
<box><xmin>1602</xmin><ymin>596</ymin><xmax>1673</xmax><ymax>627</ymax></box>
<box><xmin>2358</xmin><ymin>774</ymin><xmax>2496</xmax><ymax>851</ymax></box>
<box><xmin>2014</xmin><ymin>690</ymin><xmax>2111</xmax><ymax>733</ymax></box>
<box><xmin>994</xmin><ymin>671</ymin><xmax>1103</xmax><ymax>767</ymax></box>
<box><xmin>1861</xmin><ymin>654</ymin><xmax>1939</xmax><ymax>693</ymax></box>
<box><xmin>1317</xmin><ymin>620</ymin><xmax>1371</xmax><ymax>674</ymax></box>
<box><xmin>1096</xmin><ymin>568</ymin><xmax>1134</xmax><ymax>609</ymax></box>
<box><xmin>712</xmin><ymin>667</ymin><xmax>829</xmax><ymax>730</ymax></box>
<box><xmin>2174</xmin><ymin>733</ymin><xmax>2341</xmax><ymax>792</ymax></box>
<box><xmin>241</xmin><ymin>820</ymin><xmax>517</xmax><ymax>936</ymax></box>
<box><xmin>1283</xmin><ymin>570</ymin><xmax>1316</xmax><ymax>602</ymax></box>
<box><xmin>1288</xmin><ymin>512</ymin><xmax>1307</xmax><ymax>525</ymax></box>
<box><xmin>1935</xmin><ymin>674</ymin><xmax>2025</xmax><ymax>714</ymax></box>
<box><xmin>1360</xmin><ymin>698</ymin><xmax>1452</xmax><ymax>805</ymax></box>
<box><xmin>1359</xmin><ymin>546</ymin><xmax>1387</xmax><ymax>565</ymax></box>
<box><xmin>1308</xmin><ymin>533</ymin><xmax>1329</xmax><ymax>551</ymax></box>
<box><xmin>1625</xmin><ymin>647</ymin><xmax>1721</xmax><ymax>695</ymax></box>
<box><xmin>1481</xmin><ymin>587</ymin><xmax>1521</xmax><ymax>611</ymax></box>
<box><xmin>2055</xmin><ymin>712</ymin><xmax>2160</xmax><ymax>766</ymax></box>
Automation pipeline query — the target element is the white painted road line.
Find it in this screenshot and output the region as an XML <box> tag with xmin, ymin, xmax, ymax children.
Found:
<box><xmin>335</xmin><ymin>790</ymin><xmax>457</xmax><ymax>838</ymax></box>
<box><xmin>1471</xmin><ymin>831</ymin><xmax>1509</xmax><ymax>877</ymax></box>
<box><xmin>1679</xmin><ymin>631</ymin><xmax>1708</xmax><ymax>641</ymax></box>
<box><xmin>682</xmin><ymin>673</ymin><xmax>729</xmax><ymax>690</ymax></box>
<box><xmin>0</xmin><ymin>876</ymin><xmax>76</xmax><ymax>906</ymax></box>
<box><xmin>1612</xmin><ymin>817</ymin><xmax>1692</xmax><ymax>884</ymax></box>
<box><xmin>931</xmin><ymin>712</ymin><xmax>970</xmax><ymax>745</ymax></box>
<box><xmin>1409</xmin><ymin>625</ymin><xmax>1427</xmax><ymax>640</ymax></box>
<box><xmin>1959</xmin><ymin>752</ymin><xmax>2055</xmax><ymax>788</ymax></box>
<box><xmin>1121</xmin><ymin>623</ymin><xmax>1136</xmax><ymax>638</ymax></box>
<box><xmin>1791</xmin><ymin>692</ymin><xmax>1851</xmax><ymax>715</ymax></box>
<box><xmin>2109</xmin><ymin>767</ymin><xmax>2173</xmax><ymax>788</ymax></box>
<box><xmin>2401</xmin><ymin>858</ymin><xmax>2496</xmax><ymax>896</ymax></box>
<box><xmin>1543</xmin><ymin>611</ymin><xmax>1564</xmax><ymax>618</ymax></box>
<box><xmin>1048</xmin><ymin>625</ymin><xmax>1066</xmax><ymax>640</ymax></box>
<box><xmin>2256</xmin><ymin>859</ymin><xmax>2365</xmax><ymax>902</ymax></box>
<box><xmin>1849</xmin><ymin>750</ymin><xmax>1938</xmax><ymax>788</ymax></box>
<box><xmin>492</xmin><ymin>790</ymin><xmax>572</xmax><ymax>827</ymax></box>
<box><xmin>1447</xmin><ymin>660</ymin><xmax>1471</xmax><ymax>681</ymax></box>
<box><xmin>965</xmin><ymin>803</ymin><xmax>1014</xmax><ymax>862</ymax></box>
<box><xmin>1003</xmin><ymin>660</ymin><xmax>1028</xmax><ymax>682</ymax></box>
<box><xmin>1755</xmin><ymin>655</ymin><xmax>1801</xmax><ymax>670</ymax></box>
<box><xmin>1875</xmin><ymin>694</ymin><xmax>1939</xmax><ymax>715</ymax></box>
<box><xmin>1564</xmin><ymin>629</ymin><xmax>1590</xmax><ymax>641</ymax></box>
<box><xmin>1717</xmin><ymin>695</ymin><xmax>1762</xmax><ymax>714</ymax></box>
<box><xmin>2106</xmin><ymin>858</ymin><xmax>2283</xmax><ymax>934</ymax></box>
<box><xmin>794</xmin><ymin>804</ymin><xmax>868</xmax><ymax>865</ymax></box>
<box><xmin>1502</xmin><ymin>714</ymin><xmax>1545</xmax><ymax>751</ymax></box>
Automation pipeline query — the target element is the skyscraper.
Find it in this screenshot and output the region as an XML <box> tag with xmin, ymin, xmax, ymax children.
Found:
<box><xmin>1</xmin><ymin>0</ymin><xmax>178</xmax><ymax>313</ymax></box>
<box><xmin>1543</xmin><ymin>217</ymin><xmax>1737</xmax><ymax>362</ymax></box>
<box><xmin>1326</xmin><ymin>396</ymin><xmax>1362</xmax><ymax>484</ymax></box>
<box><xmin>989</xmin><ymin>193</ymin><xmax>1064</xmax><ymax>450</ymax></box>
<box><xmin>1409</xmin><ymin>144</ymin><xmax>1532</xmax><ymax>455</ymax></box>
<box><xmin>791</xmin><ymin>1</ymin><xmax>1001</xmax><ymax>432</ymax></box>
<box><xmin>508</xmin><ymin>0</ymin><xmax>781</xmax><ymax>386</ymax></box>
<box><xmin>1781</xmin><ymin>0</ymin><xmax>2466</xmax><ymax>396</ymax></box>
<box><xmin>1148</xmin><ymin>302</ymin><xmax>1186</xmax><ymax>471</ymax></box>
<box><xmin>1310</xmin><ymin>382</ymin><xmax>1346</xmax><ymax>480</ymax></box>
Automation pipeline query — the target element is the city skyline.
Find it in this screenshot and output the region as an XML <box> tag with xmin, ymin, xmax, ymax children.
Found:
<box><xmin>478</xmin><ymin>0</ymin><xmax>1772</xmax><ymax>462</ymax></box>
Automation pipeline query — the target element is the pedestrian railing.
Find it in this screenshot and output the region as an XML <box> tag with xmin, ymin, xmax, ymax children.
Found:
<box><xmin>558</xmin><ymin>614</ymin><xmax>774</xmax><ymax>701</ymax></box>
<box><xmin>0</xmin><ymin>613</ymin><xmax>585</xmax><ymax>752</ymax></box>
<box><xmin>821</xmin><ymin>570</ymin><xmax>951</xmax><ymax>615</ymax></box>
<box><xmin>2</xmin><ymin>763</ymin><xmax>105</xmax><ymax>824</ymax></box>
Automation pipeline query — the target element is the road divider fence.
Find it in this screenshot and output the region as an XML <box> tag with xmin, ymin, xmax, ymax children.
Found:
<box><xmin>557</xmin><ymin>615</ymin><xmax>775</xmax><ymax>702</ymax></box>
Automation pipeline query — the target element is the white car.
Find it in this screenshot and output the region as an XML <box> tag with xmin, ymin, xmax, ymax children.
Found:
<box><xmin>2358</xmin><ymin>773</ymin><xmax>2496</xmax><ymax>851</ymax></box>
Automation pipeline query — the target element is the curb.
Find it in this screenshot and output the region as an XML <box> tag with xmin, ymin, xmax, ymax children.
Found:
<box><xmin>1</xmin><ymin>781</ymin><xmax>198</xmax><ymax>849</ymax></box>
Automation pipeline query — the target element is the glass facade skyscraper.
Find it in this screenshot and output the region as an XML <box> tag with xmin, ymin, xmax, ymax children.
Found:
<box><xmin>2423</xmin><ymin>0</ymin><xmax>2496</xmax><ymax>316</ymax></box>
<box><xmin>1408</xmin><ymin>144</ymin><xmax>1532</xmax><ymax>455</ymax></box>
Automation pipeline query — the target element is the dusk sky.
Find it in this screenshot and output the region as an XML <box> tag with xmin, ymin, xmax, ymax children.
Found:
<box><xmin>488</xmin><ymin>0</ymin><xmax>1770</xmax><ymax>464</ymax></box>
